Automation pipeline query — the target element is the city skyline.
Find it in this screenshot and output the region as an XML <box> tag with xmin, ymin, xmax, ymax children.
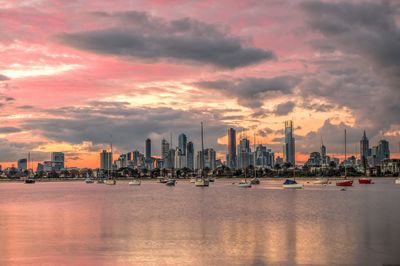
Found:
<box><xmin>0</xmin><ymin>0</ymin><xmax>399</xmax><ymax>168</ymax></box>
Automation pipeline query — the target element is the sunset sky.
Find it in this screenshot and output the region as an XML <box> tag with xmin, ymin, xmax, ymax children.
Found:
<box><xmin>0</xmin><ymin>0</ymin><xmax>399</xmax><ymax>168</ymax></box>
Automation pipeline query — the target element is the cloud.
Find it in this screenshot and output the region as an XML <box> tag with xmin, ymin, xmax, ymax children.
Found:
<box><xmin>0</xmin><ymin>138</ymin><xmax>47</xmax><ymax>162</ymax></box>
<box><xmin>21</xmin><ymin>103</ymin><xmax>231</xmax><ymax>156</ymax></box>
<box><xmin>56</xmin><ymin>11</ymin><xmax>275</xmax><ymax>69</ymax></box>
<box><xmin>0</xmin><ymin>74</ymin><xmax>10</xmax><ymax>81</ymax></box>
<box><xmin>274</xmin><ymin>101</ymin><xmax>295</xmax><ymax>116</ymax></box>
<box><xmin>195</xmin><ymin>76</ymin><xmax>300</xmax><ymax>109</ymax></box>
<box><xmin>298</xmin><ymin>0</ymin><xmax>400</xmax><ymax>147</ymax></box>
<box><xmin>0</xmin><ymin>127</ymin><xmax>22</xmax><ymax>134</ymax></box>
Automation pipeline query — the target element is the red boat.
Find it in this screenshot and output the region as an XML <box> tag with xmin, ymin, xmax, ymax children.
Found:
<box><xmin>358</xmin><ymin>178</ymin><xmax>372</xmax><ymax>184</ymax></box>
<box><xmin>336</xmin><ymin>180</ymin><xmax>353</xmax><ymax>186</ymax></box>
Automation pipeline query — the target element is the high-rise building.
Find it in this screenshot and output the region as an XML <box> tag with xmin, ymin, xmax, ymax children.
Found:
<box><xmin>283</xmin><ymin>120</ymin><xmax>295</xmax><ymax>166</ymax></box>
<box><xmin>161</xmin><ymin>139</ymin><xmax>169</xmax><ymax>159</ymax></box>
<box><xmin>178</xmin><ymin>133</ymin><xmax>187</xmax><ymax>156</ymax></box>
<box><xmin>145</xmin><ymin>138</ymin><xmax>151</xmax><ymax>159</ymax></box>
<box><xmin>377</xmin><ymin>139</ymin><xmax>390</xmax><ymax>163</ymax></box>
<box><xmin>100</xmin><ymin>150</ymin><xmax>112</xmax><ymax>170</ymax></box>
<box><xmin>17</xmin><ymin>158</ymin><xmax>27</xmax><ymax>171</ymax></box>
<box><xmin>51</xmin><ymin>152</ymin><xmax>65</xmax><ymax>171</ymax></box>
<box><xmin>321</xmin><ymin>139</ymin><xmax>327</xmax><ymax>165</ymax></box>
<box><xmin>360</xmin><ymin>130</ymin><xmax>369</xmax><ymax>163</ymax></box>
<box><xmin>254</xmin><ymin>145</ymin><xmax>275</xmax><ymax>168</ymax></box>
<box><xmin>196</xmin><ymin>148</ymin><xmax>216</xmax><ymax>170</ymax></box>
<box><xmin>238</xmin><ymin>138</ymin><xmax>251</xmax><ymax>169</ymax></box>
<box><xmin>227</xmin><ymin>128</ymin><xmax>237</xmax><ymax>169</ymax></box>
<box><xmin>186</xmin><ymin>141</ymin><xmax>194</xmax><ymax>170</ymax></box>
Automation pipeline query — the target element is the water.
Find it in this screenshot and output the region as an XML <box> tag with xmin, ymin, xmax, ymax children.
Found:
<box><xmin>0</xmin><ymin>179</ymin><xmax>399</xmax><ymax>265</ymax></box>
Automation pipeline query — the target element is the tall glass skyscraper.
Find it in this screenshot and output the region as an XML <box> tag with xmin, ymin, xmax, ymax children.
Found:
<box><xmin>186</xmin><ymin>141</ymin><xmax>194</xmax><ymax>170</ymax></box>
<box><xmin>145</xmin><ymin>138</ymin><xmax>151</xmax><ymax>159</ymax></box>
<box><xmin>178</xmin><ymin>133</ymin><xmax>187</xmax><ymax>156</ymax></box>
<box><xmin>283</xmin><ymin>120</ymin><xmax>295</xmax><ymax>166</ymax></box>
<box><xmin>227</xmin><ymin>128</ymin><xmax>237</xmax><ymax>169</ymax></box>
<box><xmin>161</xmin><ymin>139</ymin><xmax>169</xmax><ymax>159</ymax></box>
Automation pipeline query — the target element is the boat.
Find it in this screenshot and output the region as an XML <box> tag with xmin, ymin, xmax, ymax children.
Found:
<box><xmin>166</xmin><ymin>179</ymin><xmax>176</xmax><ymax>186</ymax></box>
<box><xmin>313</xmin><ymin>178</ymin><xmax>328</xmax><ymax>185</ymax></box>
<box><xmin>238</xmin><ymin>180</ymin><xmax>252</xmax><ymax>188</ymax></box>
<box><xmin>358</xmin><ymin>178</ymin><xmax>372</xmax><ymax>184</ymax></box>
<box><xmin>159</xmin><ymin>178</ymin><xmax>168</xmax><ymax>183</ymax></box>
<box><xmin>24</xmin><ymin>178</ymin><xmax>35</xmax><ymax>184</ymax></box>
<box><xmin>336</xmin><ymin>180</ymin><xmax>353</xmax><ymax>186</ymax></box>
<box><xmin>250</xmin><ymin>177</ymin><xmax>260</xmax><ymax>185</ymax></box>
<box><xmin>208</xmin><ymin>177</ymin><xmax>215</xmax><ymax>182</ymax></box>
<box><xmin>97</xmin><ymin>179</ymin><xmax>104</xmax><ymax>184</ymax></box>
<box><xmin>283</xmin><ymin>179</ymin><xmax>303</xmax><ymax>189</ymax></box>
<box><xmin>395</xmin><ymin>178</ymin><xmax>400</xmax><ymax>184</ymax></box>
<box><xmin>190</xmin><ymin>177</ymin><xmax>196</xmax><ymax>183</ymax></box>
<box><xmin>195</xmin><ymin>122</ymin><xmax>209</xmax><ymax>187</ymax></box>
<box><xmin>336</xmin><ymin>129</ymin><xmax>353</xmax><ymax>187</ymax></box>
<box><xmin>129</xmin><ymin>179</ymin><xmax>141</xmax><ymax>186</ymax></box>
<box><xmin>195</xmin><ymin>177</ymin><xmax>209</xmax><ymax>187</ymax></box>
<box><xmin>105</xmin><ymin>179</ymin><xmax>116</xmax><ymax>185</ymax></box>
<box><xmin>85</xmin><ymin>177</ymin><xmax>94</xmax><ymax>183</ymax></box>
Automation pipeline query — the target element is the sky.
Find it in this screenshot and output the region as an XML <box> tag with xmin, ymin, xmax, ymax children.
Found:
<box><xmin>0</xmin><ymin>0</ymin><xmax>399</xmax><ymax>168</ymax></box>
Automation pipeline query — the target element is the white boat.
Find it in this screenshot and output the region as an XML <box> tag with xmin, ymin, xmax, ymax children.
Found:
<box><xmin>129</xmin><ymin>179</ymin><xmax>141</xmax><ymax>186</ymax></box>
<box><xmin>85</xmin><ymin>178</ymin><xmax>94</xmax><ymax>184</ymax></box>
<box><xmin>238</xmin><ymin>180</ymin><xmax>251</xmax><ymax>188</ymax></box>
<box><xmin>195</xmin><ymin>178</ymin><xmax>209</xmax><ymax>187</ymax></box>
<box><xmin>395</xmin><ymin>178</ymin><xmax>400</xmax><ymax>184</ymax></box>
<box><xmin>105</xmin><ymin>179</ymin><xmax>116</xmax><ymax>185</ymax></box>
<box><xmin>190</xmin><ymin>177</ymin><xmax>196</xmax><ymax>183</ymax></box>
<box><xmin>313</xmin><ymin>178</ymin><xmax>328</xmax><ymax>185</ymax></box>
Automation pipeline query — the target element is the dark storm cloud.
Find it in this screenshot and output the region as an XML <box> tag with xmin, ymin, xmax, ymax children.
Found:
<box><xmin>21</xmin><ymin>104</ymin><xmax>230</xmax><ymax>155</ymax></box>
<box><xmin>56</xmin><ymin>11</ymin><xmax>275</xmax><ymax>69</ymax></box>
<box><xmin>195</xmin><ymin>76</ymin><xmax>300</xmax><ymax>109</ymax></box>
<box><xmin>296</xmin><ymin>1</ymin><xmax>400</xmax><ymax>153</ymax></box>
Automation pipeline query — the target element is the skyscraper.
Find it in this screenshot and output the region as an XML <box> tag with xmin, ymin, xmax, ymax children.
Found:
<box><xmin>283</xmin><ymin>120</ymin><xmax>295</xmax><ymax>166</ymax></box>
<box><xmin>321</xmin><ymin>138</ymin><xmax>327</xmax><ymax>164</ymax></box>
<box><xmin>100</xmin><ymin>150</ymin><xmax>112</xmax><ymax>170</ymax></box>
<box><xmin>186</xmin><ymin>141</ymin><xmax>194</xmax><ymax>170</ymax></box>
<box><xmin>17</xmin><ymin>158</ymin><xmax>27</xmax><ymax>171</ymax></box>
<box><xmin>161</xmin><ymin>139</ymin><xmax>169</xmax><ymax>159</ymax></box>
<box><xmin>178</xmin><ymin>133</ymin><xmax>187</xmax><ymax>156</ymax></box>
<box><xmin>238</xmin><ymin>138</ymin><xmax>251</xmax><ymax>169</ymax></box>
<box><xmin>377</xmin><ymin>139</ymin><xmax>390</xmax><ymax>163</ymax></box>
<box><xmin>227</xmin><ymin>128</ymin><xmax>237</xmax><ymax>169</ymax></box>
<box><xmin>145</xmin><ymin>138</ymin><xmax>151</xmax><ymax>159</ymax></box>
<box><xmin>51</xmin><ymin>152</ymin><xmax>65</xmax><ymax>171</ymax></box>
<box><xmin>360</xmin><ymin>130</ymin><xmax>369</xmax><ymax>160</ymax></box>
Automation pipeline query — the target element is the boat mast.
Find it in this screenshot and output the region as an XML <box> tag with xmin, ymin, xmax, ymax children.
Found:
<box><xmin>344</xmin><ymin>129</ymin><xmax>347</xmax><ymax>178</ymax></box>
<box><xmin>201</xmin><ymin>122</ymin><xmax>204</xmax><ymax>178</ymax></box>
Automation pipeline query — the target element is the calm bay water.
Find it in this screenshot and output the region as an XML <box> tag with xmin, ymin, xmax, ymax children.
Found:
<box><xmin>0</xmin><ymin>179</ymin><xmax>399</xmax><ymax>266</ymax></box>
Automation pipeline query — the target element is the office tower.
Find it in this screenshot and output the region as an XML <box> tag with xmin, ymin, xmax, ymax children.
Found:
<box><xmin>238</xmin><ymin>138</ymin><xmax>251</xmax><ymax>169</ymax></box>
<box><xmin>227</xmin><ymin>128</ymin><xmax>237</xmax><ymax>169</ymax></box>
<box><xmin>175</xmin><ymin>147</ymin><xmax>183</xmax><ymax>169</ymax></box>
<box><xmin>254</xmin><ymin>145</ymin><xmax>275</xmax><ymax>168</ymax></box>
<box><xmin>51</xmin><ymin>152</ymin><xmax>65</xmax><ymax>171</ymax></box>
<box><xmin>360</xmin><ymin>130</ymin><xmax>369</xmax><ymax>161</ymax></box>
<box><xmin>161</xmin><ymin>139</ymin><xmax>170</xmax><ymax>159</ymax></box>
<box><xmin>145</xmin><ymin>138</ymin><xmax>151</xmax><ymax>159</ymax></box>
<box><xmin>283</xmin><ymin>120</ymin><xmax>295</xmax><ymax>166</ymax></box>
<box><xmin>186</xmin><ymin>141</ymin><xmax>194</xmax><ymax>170</ymax></box>
<box><xmin>204</xmin><ymin>148</ymin><xmax>216</xmax><ymax>170</ymax></box>
<box><xmin>17</xmin><ymin>158</ymin><xmax>27</xmax><ymax>171</ymax></box>
<box><xmin>178</xmin><ymin>133</ymin><xmax>187</xmax><ymax>156</ymax></box>
<box><xmin>377</xmin><ymin>139</ymin><xmax>390</xmax><ymax>163</ymax></box>
<box><xmin>100</xmin><ymin>150</ymin><xmax>112</xmax><ymax>170</ymax></box>
<box><xmin>321</xmin><ymin>138</ymin><xmax>327</xmax><ymax>164</ymax></box>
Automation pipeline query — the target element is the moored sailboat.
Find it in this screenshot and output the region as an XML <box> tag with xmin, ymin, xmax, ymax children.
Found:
<box><xmin>358</xmin><ymin>177</ymin><xmax>372</xmax><ymax>184</ymax></box>
<box><xmin>195</xmin><ymin>122</ymin><xmax>209</xmax><ymax>187</ymax></box>
<box><xmin>336</xmin><ymin>129</ymin><xmax>353</xmax><ymax>187</ymax></box>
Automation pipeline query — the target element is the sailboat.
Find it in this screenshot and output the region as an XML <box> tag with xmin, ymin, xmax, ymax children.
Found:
<box><xmin>283</xmin><ymin>167</ymin><xmax>303</xmax><ymax>189</ymax></box>
<box><xmin>313</xmin><ymin>178</ymin><xmax>329</xmax><ymax>185</ymax></box>
<box><xmin>24</xmin><ymin>153</ymin><xmax>35</xmax><ymax>184</ymax></box>
<box><xmin>129</xmin><ymin>178</ymin><xmax>141</xmax><ymax>186</ymax></box>
<box><xmin>395</xmin><ymin>178</ymin><xmax>400</xmax><ymax>184</ymax></box>
<box><xmin>358</xmin><ymin>177</ymin><xmax>372</xmax><ymax>184</ymax></box>
<box><xmin>195</xmin><ymin>122</ymin><xmax>209</xmax><ymax>187</ymax></box>
<box><xmin>336</xmin><ymin>129</ymin><xmax>353</xmax><ymax>187</ymax></box>
<box><xmin>238</xmin><ymin>168</ymin><xmax>252</xmax><ymax>188</ymax></box>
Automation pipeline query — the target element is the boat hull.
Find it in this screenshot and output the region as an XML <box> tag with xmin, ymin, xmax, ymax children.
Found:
<box><xmin>195</xmin><ymin>179</ymin><xmax>209</xmax><ymax>187</ymax></box>
<box><xmin>358</xmin><ymin>178</ymin><xmax>372</xmax><ymax>184</ymax></box>
<box><xmin>313</xmin><ymin>178</ymin><xmax>328</xmax><ymax>185</ymax></box>
<box><xmin>283</xmin><ymin>184</ymin><xmax>303</xmax><ymax>189</ymax></box>
<box><xmin>105</xmin><ymin>180</ymin><xmax>116</xmax><ymax>185</ymax></box>
<box><xmin>336</xmin><ymin>180</ymin><xmax>353</xmax><ymax>186</ymax></box>
<box><xmin>129</xmin><ymin>180</ymin><xmax>141</xmax><ymax>186</ymax></box>
<box><xmin>238</xmin><ymin>182</ymin><xmax>251</xmax><ymax>188</ymax></box>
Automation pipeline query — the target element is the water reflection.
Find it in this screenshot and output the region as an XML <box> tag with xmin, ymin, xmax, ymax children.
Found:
<box><xmin>0</xmin><ymin>180</ymin><xmax>399</xmax><ymax>265</ymax></box>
